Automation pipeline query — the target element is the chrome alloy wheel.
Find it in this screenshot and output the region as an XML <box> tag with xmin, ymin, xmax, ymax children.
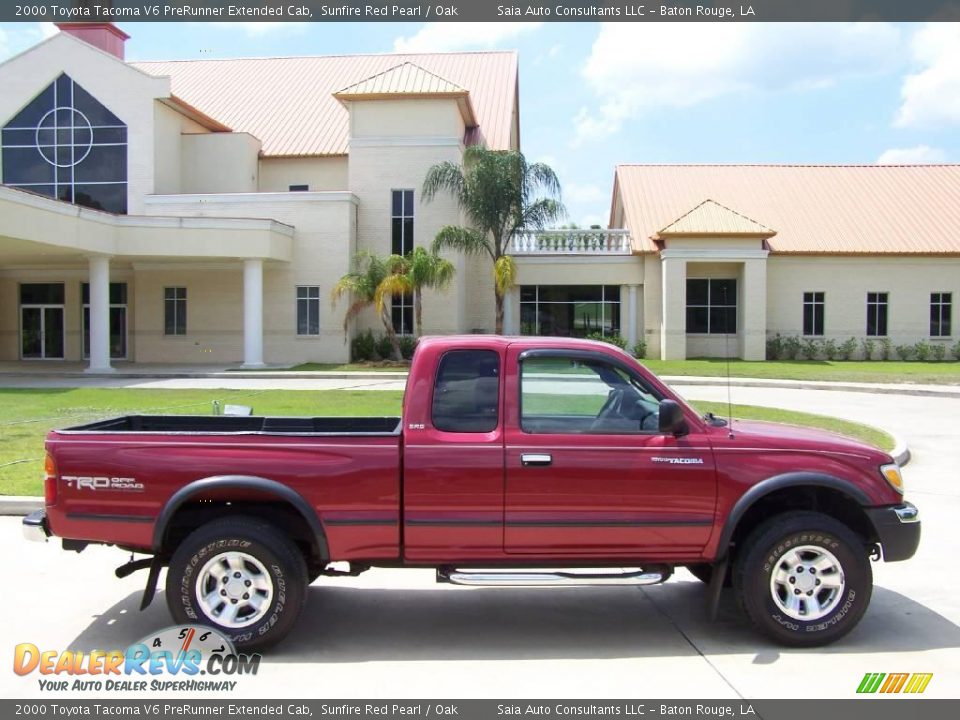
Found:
<box><xmin>196</xmin><ymin>551</ymin><xmax>274</xmax><ymax>628</ymax></box>
<box><xmin>769</xmin><ymin>544</ymin><xmax>845</xmax><ymax>621</ymax></box>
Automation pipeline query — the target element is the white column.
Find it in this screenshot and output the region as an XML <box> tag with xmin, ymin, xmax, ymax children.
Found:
<box><xmin>624</xmin><ymin>284</ymin><xmax>639</xmax><ymax>350</ymax></box>
<box><xmin>85</xmin><ymin>256</ymin><xmax>114</xmax><ymax>373</ymax></box>
<box><xmin>502</xmin><ymin>288</ymin><xmax>515</xmax><ymax>335</ymax></box>
<box><xmin>660</xmin><ymin>255</ymin><xmax>687</xmax><ymax>360</ymax></box>
<box><xmin>741</xmin><ymin>257</ymin><xmax>768</xmax><ymax>361</ymax></box>
<box><xmin>242</xmin><ymin>259</ymin><xmax>265</xmax><ymax>368</ymax></box>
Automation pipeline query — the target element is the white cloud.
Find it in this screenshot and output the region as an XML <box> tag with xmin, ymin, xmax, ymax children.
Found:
<box><xmin>876</xmin><ymin>145</ymin><xmax>947</xmax><ymax>164</ymax></box>
<box><xmin>210</xmin><ymin>22</ymin><xmax>309</xmax><ymax>37</ymax></box>
<box><xmin>38</xmin><ymin>22</ymin><xmax>57</xmax><ymax>39</ymax></box>
<box><xmin>574</xmin><ymin>22</ymin><xmax>902</xmax><ymax>143</ymax></box>
<box><xmin>393</xmin><ymin>22</ymin><xmax>542</xmax><ymax>53</ymax></box>
<box><xmin>0</xmin><ymin>22</ymin><xmax>58</xmax><ymax>62</ymax></box>
<box><xmin>895</xmin><ymin>23</ymin><xmax>960</xmax><ymax>128</ymax></box>
<box><xmin>563</xmin><ymin>182</ymin><xmax>606</xmax><ymax>204</ymax></box>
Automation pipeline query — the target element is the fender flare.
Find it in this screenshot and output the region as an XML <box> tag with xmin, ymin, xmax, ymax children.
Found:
<box><xmin>151</xmin><ymin>475</ymin><xmax>329</xmax><ymax>561</ymax></box>
<box><xmin>714</xmin><ymin>472</ymin><xmax>872</xmax><ymax>561</ymax></box>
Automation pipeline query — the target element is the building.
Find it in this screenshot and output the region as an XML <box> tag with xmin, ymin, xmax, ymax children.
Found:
<box><xmin>1</xmin><ymin>25</ymin><xmax>958</xmax><ymax>369</ymax></box>
<box><xmin>0</xmin><ymin>23</ymin><xmax>515</xmax><ymax>369</ymax></box>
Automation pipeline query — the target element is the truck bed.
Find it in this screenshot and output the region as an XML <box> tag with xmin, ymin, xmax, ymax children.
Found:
<box><xmin>61</xmin><ymin>415</ymin><xmax>401</xmax><ymax>435</ymax></box>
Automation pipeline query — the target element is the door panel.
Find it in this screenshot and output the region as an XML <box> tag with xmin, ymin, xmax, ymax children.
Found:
<box><xmin>504</xmin><ymin>349</ymin><xmax>716</xmax><ymax>556</ymax></box>
<box><xmin>21</xmin><ymin>308</ymin><xmax>41</xmax><ymax>358</ymax></box>
<box><xmin>43</xmin><ymin>307</ymin><xmax>64</xmax><ymax>359</ymax></box>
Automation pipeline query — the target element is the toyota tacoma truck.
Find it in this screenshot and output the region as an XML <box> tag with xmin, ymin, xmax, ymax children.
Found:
<box><xmin>23</xmin><ymin>336</ymin><xmax>920</xmax><ymax>650</ymax></box>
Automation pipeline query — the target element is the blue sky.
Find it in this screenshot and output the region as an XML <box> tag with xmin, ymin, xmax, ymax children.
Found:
<box><xmin>1</xmin><ymin>21</ymin><xmax>958</xmax><ymax>225</ymax></box>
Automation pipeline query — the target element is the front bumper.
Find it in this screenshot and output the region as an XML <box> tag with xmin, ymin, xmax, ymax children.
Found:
<box><xmin>22</xmin><ymin>510</ymin><xmax>50</xmax><ymax>543</ymax></box>
<box><xmin>865</xmin><ymin>502</ymin><xmax>921</xmax><ymax>562</ymax></box>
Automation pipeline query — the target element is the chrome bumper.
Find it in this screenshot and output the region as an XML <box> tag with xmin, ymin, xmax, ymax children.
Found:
<box><xmin>22</xmin><ymin>510</ymin><xmax>50</xmax><ymax>543</ymax></box>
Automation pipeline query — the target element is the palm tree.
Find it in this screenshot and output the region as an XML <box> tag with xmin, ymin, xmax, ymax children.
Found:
<box><xmin>422</xmin><ymin>146</ymin><xmax>565</xmax><ymax>334</ymax></box>
<box><xmin>374</xmin><ymin>247</ymin><xmax>456</xmax><ymax>338</ymax></box>
<box><xmin>331</xmin><ymin>251</ymin><xmax>404</xmax><ymax>361</ymax></box>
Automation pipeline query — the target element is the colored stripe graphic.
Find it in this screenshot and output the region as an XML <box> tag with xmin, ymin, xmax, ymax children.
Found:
<box><xmin>903</xmin><ymin>673</ymin><xmax>933</xmax><ymax>694</ymax></box>
<box><xmin>857</xmin><ymin>673</ymin><xmax>885</xmax><ymax>693</ymax></box>
<box><xmin>880</xmin><ymin>673</ymin><xmax>909</xmax><ymax>693</ymax></box>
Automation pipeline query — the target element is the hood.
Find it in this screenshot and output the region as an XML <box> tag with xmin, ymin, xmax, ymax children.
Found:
<box><xmin>720</xmin><ymin>419</ymin><xmax>891</xmax><ymax>462</ymax></box>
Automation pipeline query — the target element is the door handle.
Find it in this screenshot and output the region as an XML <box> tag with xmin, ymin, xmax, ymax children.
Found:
<box><xmin>521</xmin><ymin>453</ymin><xmax>553</xmax><ymax>467</ymax></box>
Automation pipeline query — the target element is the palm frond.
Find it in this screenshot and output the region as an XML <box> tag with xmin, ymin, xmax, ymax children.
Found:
<box><xmin>493</xmin><ymin>254</ymin><xmax>516</xmax><ymax>295</ymax></box>
<box><xmin>432</xmin><ymin>226</ymin><xmax>493</xmax><ymax>259</ymax></box>
<box><xmin>374</xmin><ymin>274</ymin><xmax>413</xmax><ymax>315</ymax></box>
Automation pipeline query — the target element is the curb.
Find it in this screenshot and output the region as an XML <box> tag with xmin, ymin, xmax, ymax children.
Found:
<box><xmin>663</xmin><ymin>376</ymin><xmax>960</xmax><ymax>398</ymax></box>
<box><xmin>0</xmin><ymin>431</ymin><xmax>912</xmax><ymax>518</ymax></box>
<box><xmin>0</xmin><ymin>496</ymin><xmax>42</xmax><ymax>516</ymax></box>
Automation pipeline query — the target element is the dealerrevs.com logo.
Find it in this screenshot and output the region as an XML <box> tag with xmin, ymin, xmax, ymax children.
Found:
<box><xmin>13</xmin><ymin>625</ymin><xmax>260</xmax><ymax>692</ymax></box>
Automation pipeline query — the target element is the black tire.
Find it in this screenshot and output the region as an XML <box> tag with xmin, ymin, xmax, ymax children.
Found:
<box><xmin>685</xmin><ymin>563</ymin><xmax>731</xmax><ymax>587</ymax></box>
<box><xmin>734</xmin><ymin>511</ymin><xmax>872</xmax><ymax>647</ymax></box>
<box><xmin>165</xmin><ymin>516</ymin><xmax>308</xmax><ymax>651</ymax></box>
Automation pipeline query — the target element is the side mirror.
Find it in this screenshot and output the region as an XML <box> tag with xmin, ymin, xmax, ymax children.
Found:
<box><xmin>658</xmin><ymin>399</ymin><xmax>689</xmax><ymax>436</ymax></box>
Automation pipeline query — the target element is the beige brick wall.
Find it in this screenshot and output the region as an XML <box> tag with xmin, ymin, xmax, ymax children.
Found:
<box><xmin>259</xmin><ymin>157</ymin><xmax>348</xmax><ymax>193</ymax></box>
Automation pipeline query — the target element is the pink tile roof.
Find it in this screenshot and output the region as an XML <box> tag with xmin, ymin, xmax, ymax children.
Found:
<box><xmin>656</xmin><ymin>199</ymin><xmax>774</xmax><ymax>238</ymax></box>
<box><xmin>615</xmin><ymin>164</ymin><xmax>960</xmax><ymax>255</ymax></box>
<box><xmin>133</xmin><ymin>51</ymin><xmax>518</xmax><ymax>157</ymax></box>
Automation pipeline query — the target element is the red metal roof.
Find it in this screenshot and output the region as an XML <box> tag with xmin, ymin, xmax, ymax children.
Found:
<box><xmin>133</xmin><ymin>51</ymin><xmax>517</xmax><ymax>157</ymax></box>
<box><xmin>614</xmin><ymin>164</ymin><xmax>960</xmax><ymax>254</ymax></box>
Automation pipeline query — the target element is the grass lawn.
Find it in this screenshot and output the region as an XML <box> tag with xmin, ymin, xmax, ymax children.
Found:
<box><xmin>0</xmin><ymin>388</ymin><xmax>893</xmax><ymax>496</ymax></box>
<box><xmin>279</xmin><ymin>359</ymin><xmax>960</xmax><ymax>385</ymax></box>
<box><xmin>642</xmin><ymin>358</ymin><xmax>960</xmax><ymax>385</ymax></box>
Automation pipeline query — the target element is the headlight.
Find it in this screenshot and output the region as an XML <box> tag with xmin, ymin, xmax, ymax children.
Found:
<box><xmin>880</xmin><ymin>463</ymin><xmax>904</xmax><ymax>494</ymax></box>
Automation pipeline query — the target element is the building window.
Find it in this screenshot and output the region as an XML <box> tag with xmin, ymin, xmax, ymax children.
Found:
<box><xmin>866</xmin><ymin>292</ymin><xmax>888</xmax><ymax>337</ymax></box>
<box><xmin>519</xmin><ymin>286</ymin><xmax>621</xmax><ymax>337</ymax></box>
<box><xmin>391</xmin><ymin>189</ymin><xmax>414</xmax><ymax>334</ymax></box>
<box><xmin>164</xmin><ymin>287</ymin><xmax>187</xmax><ymax>336</ymax></box>
<box><xmin>686</xmin><ymin>279</ymin><xmax>737</xmax><ymax>334</ymax></box>
<box><xmin>296</xmin><ymin>286</ymin><xmax>320</xmax><ymax>336</ymax></box>
<box><xmin>289</xmin><ymin>184</ymin><xmax>309</xmax><ymax>192</ymax></box>
<box><xmin>803</xmin><ymin>292</ymin><xmax>825</xmax><ymax>336</ymax></box>
<box><xmin>931</xmin><ymin>292</ymin><xmax>952</xmax><ymax>337</ymax></box>
<box><xmin>1</xmin><ymin>73</ymin><xmax>128</xmax><ymax>213</ymax></box>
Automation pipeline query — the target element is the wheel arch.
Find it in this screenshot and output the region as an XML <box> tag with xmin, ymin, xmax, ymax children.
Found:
<box><xmin>715</xmin><ymin>472</ymin><xmax>874</xmax><ymax>562</ymax></box>
<box><xmin>152</xmin><ymin>475</ymin><xmax>329</xmax><ymax>563</ymax></box>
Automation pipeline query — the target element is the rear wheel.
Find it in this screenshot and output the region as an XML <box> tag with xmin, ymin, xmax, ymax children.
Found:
<box><xmin>734</xmin><ymin>511</ymin><xmax>872</xmax><ymax>647</ymax></box>
<box><xmin>165</xmin><ymin>516</ymin><xmax>308</xmax><ymax>651</ymax></box>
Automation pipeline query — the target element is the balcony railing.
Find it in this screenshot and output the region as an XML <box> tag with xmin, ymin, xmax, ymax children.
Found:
<box><xmin>510</xmin><ymin>229</ymin><xmax>633</xmax><ymax>255</ymax></box>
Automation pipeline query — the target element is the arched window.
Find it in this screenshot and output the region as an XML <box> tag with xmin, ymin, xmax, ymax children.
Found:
<box><xmin>1</xmin><ymin>73</ymin><xmax>127</xmax><ymax>214</ymax></box>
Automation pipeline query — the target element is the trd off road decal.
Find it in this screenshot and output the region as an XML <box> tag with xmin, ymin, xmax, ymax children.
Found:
<box><xmin>63</xmin><ymin>475</ymin><xmax>144</xmax><ymax>492</ymax></box>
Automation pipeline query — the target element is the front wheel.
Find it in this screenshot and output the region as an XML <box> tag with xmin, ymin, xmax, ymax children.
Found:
<box><xmin>734</xmin><ymin>512</ymin><xmax>872</xmax><ymax>647</ymax></box>
<box><xmin>165</xmin><ymin>516</ymin><xmax>308</xmax><ymax>651</ymax></box>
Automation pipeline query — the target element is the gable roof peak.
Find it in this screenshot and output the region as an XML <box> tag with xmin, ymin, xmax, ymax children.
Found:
<box><xmin>656</xmin><ymin>198</ymin><xmax>775</xmax><ymax>238</ymax></box>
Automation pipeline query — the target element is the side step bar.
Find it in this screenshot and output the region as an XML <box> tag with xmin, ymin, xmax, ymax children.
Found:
<box><xmin>437</xmin><ymin>566</ymin><xmax>669</xmax><ymax>587</ymax></box>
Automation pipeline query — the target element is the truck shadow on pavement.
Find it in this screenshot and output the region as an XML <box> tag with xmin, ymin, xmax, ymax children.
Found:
<box><xmin>69</xmin><ymin>580</ymin><xmax>960</xmax><ymax>661</ymax></box>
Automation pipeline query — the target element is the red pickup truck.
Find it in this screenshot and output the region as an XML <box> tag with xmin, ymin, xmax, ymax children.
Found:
<box><xmin>24</xmin><ymin>336</ymin><xmax>919</xmax><ymax>650</ymax></box>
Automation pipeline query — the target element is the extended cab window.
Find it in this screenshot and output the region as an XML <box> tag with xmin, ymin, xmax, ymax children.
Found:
<box><xmin>432</xmin><ymin>350</ymin><xmax>501</xmax><ymax>433</ymax></box>
<box><xmin>520</xmin><ymin>356</ymin><xmax>662</xmax><ymax>434</ymax></box>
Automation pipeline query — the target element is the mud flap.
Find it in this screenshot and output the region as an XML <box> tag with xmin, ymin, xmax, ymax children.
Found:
<box><xmin>139</xmin><ymin>557</ymin><xmax>164</xmax><ymax>611</ymax></box>
<box><xmin>705</xmin><ymin>557</ymin><xmax>729</xmax><ymax>621</ymax></box>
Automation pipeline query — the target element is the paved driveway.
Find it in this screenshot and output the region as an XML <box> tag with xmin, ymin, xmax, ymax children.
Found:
<box><xmin>2</xmin><ymin>385</ymin><xmax>957</xmax><ymax>700</ymax></box>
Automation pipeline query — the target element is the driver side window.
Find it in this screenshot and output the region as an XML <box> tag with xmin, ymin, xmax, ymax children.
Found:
<box><xmin>519</xmin><ymin>356</ymin><xmax>661</xmax><ymax>434</ymax></box>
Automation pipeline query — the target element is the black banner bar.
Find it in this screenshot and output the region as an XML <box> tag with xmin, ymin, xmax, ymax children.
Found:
<box><xmin>3</xmin><ymin>0</ymin><xmax>960</xmax><ymax>23</ymax></box>
<box><xmin>2</xmin><ymin>700</ymin><xmax>959</xmax><ymax>720</ymax></box>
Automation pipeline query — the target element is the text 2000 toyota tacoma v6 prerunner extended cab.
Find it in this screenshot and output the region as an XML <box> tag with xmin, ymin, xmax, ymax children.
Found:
<box><xmin>24</xmin><ymin>336</ymin><xmax>920</xmax><ymax>649</ymax></box>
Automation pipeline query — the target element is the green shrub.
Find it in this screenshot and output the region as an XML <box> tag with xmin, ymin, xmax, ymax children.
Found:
<box><xmin>586</xmin><ymin>332</ymin><xmax>628</xmax><ymax>350</ymax></box>
<box><xmin>782</xmin><ymin>335</ymin><xmax>801</xmax><ymax>360</ymax></box>
<box><xmin>860</xmin><ymin>338</ymin><xmax>875</xmax><ymax>361</ymax></box>
<box><xmin>398</xmin><ymin>335</ymin><xmax>417</xmax><ymax>360</ymax></box>
<box><xmin>375</xmin><ymin>334</ymin><xmax>395</xmax><ymax>360</ymax></box>
<box><xmin>351</xmin><ymin>330</ymin><xmax>376</xmax><ymax>362</ymax></box>
<box><xmin>766</xmin><ymin>333</ymin><xmax>784</xmax><ymax>360</ymax></box>
<box><xmin>931</xmin><ymin>343</ymin><xmax>946</xmax><ymax>362</ymax></box>
<box><xmin>914</xmin><ymin>340</ymin><xmax>931</xmax><ymax>362</ymax></box>
<box><xmin>800</xmin><ymin>338</ymin><xmax>820</xmax><ymax>360</ymax></box>
<box><xmin>823</xmin><ymin>338</ymin><xmax>839</xmax><ymax>361</ymax></box>
<box><xmin>880</xmin><ymin>338</ymin><xmax>893</xmax><ymax>361</ymax></box>
<box><xmin>839</xmin><ymin>337</ymin><xmax>858</xmax><ymax>361</ymax></box>
<box><xmin>894</xmin><ymin>344</ymin><xmax>913</xmax><ymax>361</ymax></box>
<box><xmin>632</xmin><ymin>340</ymin><xmax>647</xmax><ymax>360</ymax></box>
<box><xmin>953</xmin><ymin>340</ymin><xmax>960</xmax><ymax>361</ymax></box>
